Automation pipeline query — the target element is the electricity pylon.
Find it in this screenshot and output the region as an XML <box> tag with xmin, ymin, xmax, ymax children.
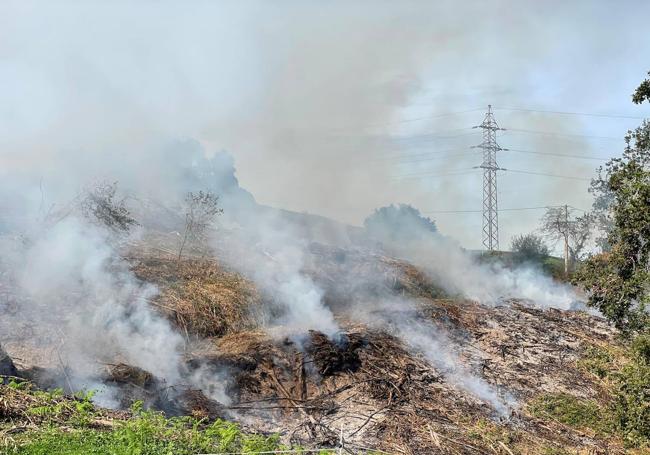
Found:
<box><xmin>473</xmin><ymin>105</ymin><xmax>506</xmax><ymax>251</ymax></box>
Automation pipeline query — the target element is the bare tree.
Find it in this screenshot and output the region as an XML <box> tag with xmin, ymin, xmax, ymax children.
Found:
<box><xmin>540</xmin><ymin>206</ymin><xmax>593</xmax><ymax>275</ymax></box>
<box><xmin>80</xmin><ymin>181</ymin><xmax>138</xmax><ymax>232</ymax></box>
<box><xmin>567</xmin><ymin>213</ymin><xmax>594</xmax><ymax>263</ymax></box>
<box><xmin>177</xmin><ymin>190</ymin><xmax>222</xmax><ymax>261</ymax></box>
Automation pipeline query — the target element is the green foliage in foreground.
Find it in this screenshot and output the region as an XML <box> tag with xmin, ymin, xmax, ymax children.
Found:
<box><xmin>3</xmin><ymin>400</ymin><xmax>337</xmax><ymax>455</ymax></box>
<box><xmin>530</xmin><ymin>338</ymin><xmax>650</xmax><ymax>449</ymax></box>
<box><xmin>609</xmin><ymin>337</ymin><xmax>650</xmax><ymax>447</ymax></box>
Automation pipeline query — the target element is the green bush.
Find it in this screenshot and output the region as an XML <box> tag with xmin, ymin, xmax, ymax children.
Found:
<box><xmin>510</xmin><ymin>233</ymin><xmax>550</xmax><ymax>262</ymax></box>
<box><xmin>610</xmin><ymin>358</ymin><xmax>650</xmax><ymax>447</ymax></box>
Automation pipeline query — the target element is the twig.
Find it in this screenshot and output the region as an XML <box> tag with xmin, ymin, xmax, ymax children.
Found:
<box><xmin>348</xmin><ymin>404</ymin><xmax>390</xmax><ymax>437</ymax></box>
<box><xmin>427</xmin><ymin>424</ymin><xmax>442</xmax><ymax>449</ymax></box>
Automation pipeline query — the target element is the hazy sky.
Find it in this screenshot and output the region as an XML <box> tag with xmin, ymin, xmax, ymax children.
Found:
<box><xmin>1</xmin><ymin>0</ymin><xmax>649</xmax><ymax>250</ymax></box>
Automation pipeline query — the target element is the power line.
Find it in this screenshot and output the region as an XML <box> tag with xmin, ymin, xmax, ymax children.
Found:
<box><xmin>506</xmin><ymin>128</ymin><xmax>620</xmax><ymax>140</ymax></box>
<box><xmin>347</xmin><ymin>130</ymin><xmax>479</xmax><ymax>149</ymax></box>
<box><xmin>493</xmin><ymin>106</ymin><xmax>647</xmax><ymax>120</ymax></box>
<box><xmin>423</xmin><ymin>205</ymin><xmax>569</xmax><ymax>214</ymax></box>
<box><xmin>504</xmin><ymin>168</ymin><xmax>591</xmax><ymax>181</ymax></box>
<box><xmin>380</xmin><ymin>147</ymin><xmax>608</xmax><ymax>163</ymax></box>
<box><xmin>387</xmin><ymin>151</ymin><xmax>481</xmax><ymax>163</ymax></box>
<box><xmin>377</xmin><ymin>147</ymin><xmax>475</xmax><ymax>161</ymax></box>
<box><xmin>388</xmin><ymin>128</ymin><xmax>478</xmax><ymax>143</ymax></box>
<box><xmin>380</xmin><ymin>107</ymin><xmax>484</xmax><ymax>125</ymax></box>
<box><xmin>327</xmin><ymin>107</ymin><xmax>485</xmax><ymax>132</ymax></box>
<box><xmin>394</xmin><ymin>166</ymin><xmax>591</xmax><ymax>181</ymax></box>
<box><xmin>392</xmin><ymin>168</ymin><xmax>479</xmax><ymax>180</ymax></box>
<box><xmin>506</xmin><ymin>148</ymin><xmax>609</xmax><ymax>161</ymax></box>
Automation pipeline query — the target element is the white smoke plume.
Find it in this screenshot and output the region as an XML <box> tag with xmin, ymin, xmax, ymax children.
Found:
<box><xmin>216</xmin><ymin>208</ymin><xmax>340</xmax><ymax>338</ymax></box>
<box><xmin>363</xmin><ymin>207</ymin><xmax>580</xmax><ymax>309</ymax></box>
<box><xmin>0</xmin><ymin>215</ymin><xmax>184</xmax><ymax>402</ymax></box>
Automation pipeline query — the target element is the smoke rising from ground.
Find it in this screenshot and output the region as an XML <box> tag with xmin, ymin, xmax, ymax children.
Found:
<box><xmin>0</xmin><ymin>142</ymin><xmax>580</xmax><ymax>416</ymax></box>
<box><xmin>1</xmin><ymin>1</ymin><xmax>637</xmax><ymax>417</ymax></box>
<box><xmin>219</xmin><ymin>209</ymin><xmax>340</xmax><ymax>338</ymax></box>
<box><xmin>387</xmin><ymin>233</ymin><xmax>579</xmax><ymax>309</ymax></box>
<box><xmin>0</xmin><ymin>216</ymin><xmax>183</xmax><ymax>404</ymax></box>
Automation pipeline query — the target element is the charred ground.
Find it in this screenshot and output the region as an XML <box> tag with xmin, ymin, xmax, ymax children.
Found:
<box><xmin>1</xmin><ymin>239</ymin><xmax>637</xmax><ymax>454</ymax></box>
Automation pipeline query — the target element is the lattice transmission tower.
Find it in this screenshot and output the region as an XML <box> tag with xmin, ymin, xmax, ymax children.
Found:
<box><xmin>473</xmin><ymin>105</ymin><xmax>506</xmax><ymax>251</ymax></box>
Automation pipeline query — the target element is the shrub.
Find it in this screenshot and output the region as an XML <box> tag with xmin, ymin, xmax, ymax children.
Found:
<box><xmin>610</xmin><ymin>356</ymin><xmax>650</xmax><ymax>447</ymax></box>
<box><xmin>364</xmin><ymin>204</ymin><xmax>437</xmax><ymax>243</ymax></box>
<box><xmin>510</xmin><ymin>233</ymin><xmax>549</xmax><ymax>262</ymax></box>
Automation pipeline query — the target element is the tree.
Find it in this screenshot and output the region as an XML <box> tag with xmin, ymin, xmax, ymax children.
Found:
<box><xmin>587</xmin><ymin>67</ymin><xmax>650</xmax><ymax>250</ymax></box>
<box><xmin>80</xmin><ymin>181</ymin><xmax>138</xmax><ymax>232</ymax></box>
<box><xmin>510</xmin><ymin>233</ymin><xmax>549</xmax><ymax>262</ymax></box>
<box><xmin>567</xmin><ymin>213</ymin><xmax>595</xmax><ymax>263</ymax></box>
<box><xmin>540</xmin><ymin>206</ymin><xmax>593</xmax><ymax>274</ymax></box>
<box><xmin>588</xmin><ymin>166</ymin><xmax>616</xmax><ymax>252</ymax></box>
<box><xmin>574</xmin><ymin>74</ymin><xmax>650</xmax><ymax>333</ymax></box>
<box><xmin>177</xmin><ymin>190</ymin><xmax>222</xmax><ymax>261</ymax></box>
<box><xmin>364</xmin><ymin>204</ymin><xmax>437</xmax><ymax>243</ymax></box>
<box><xmin>632</xmin><ymin>70</ymin><xmax>650</xmax><ymax>105</ymax></box>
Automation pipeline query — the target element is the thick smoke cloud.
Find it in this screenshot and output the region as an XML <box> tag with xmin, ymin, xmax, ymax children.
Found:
<box><xmin>2</xmin><ymin>1</ymin><xmax>648</xmax><ymax>249</ymax></box>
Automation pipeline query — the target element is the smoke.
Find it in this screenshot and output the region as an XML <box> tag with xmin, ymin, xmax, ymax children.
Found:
<box><xmin>0</xmin><ymin>146</ymin><xmax>576</xmax><ymax>416</ymax></box>
<box><xmin>344</xmin><ymin>293</ymin><xmax>515</xmax><ymax>414</ymax></box>
<box><xmin>395</xmin><ymin>234</ymin><xmax>578</xmax><ymax>309</ymax></box>
<box><xmin>0</xmin><ymin>216</ymin><xmax>182</xmax><ymax>400</ymax></box>
<box><xmin>363</xmin><ymin>204</ymin><xmax>579</xmax><ymax>309</ymax></box>
<box><xmin>2</xmin><ymin>1</ymin><xmax>645</xmax><ymax>250</ymax></box>
<box><xmin>1</xmin><ymin>0</ymin><xmax>635</xmax><ymax>418</ymax></box>
<box><xmin>216</xmin><ymin>208</ymin><xmax>340</xmax><ymax>338</ymax></box>
<box><xmin>395</xmin><ymin>314</ymin><xmax>515</xmax><ymax>415</ymax></box>
<box><xmin>0</xmin><ymin>201</ymin><xmax>232</xmax><ymax>408</ymax></box>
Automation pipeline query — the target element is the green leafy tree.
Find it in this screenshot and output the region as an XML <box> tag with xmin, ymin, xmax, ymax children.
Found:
<box><xmin>364</xmin><ymin>204</ymin><xmax>438</xmax><ymax>243</ymax></box>
<box><xmin>510</xmin><ymin>233</ymin><xmax>549</xmax><ymax>261</ymax></box>
<box><xmin>632</xmin><ymin>70</ymin><xmax>650</xmax><ymax>105</ymax></box>
<box><xmin>574</xmin><ymin>75</ymin><xmax>650</xmax><ymax>333</ymax></box>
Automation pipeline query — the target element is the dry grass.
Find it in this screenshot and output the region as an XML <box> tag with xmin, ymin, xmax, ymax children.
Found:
<box><xmin>131</xmin><ymin>257</ymin><xmax>261</xmax><ymax>338</ymax></box>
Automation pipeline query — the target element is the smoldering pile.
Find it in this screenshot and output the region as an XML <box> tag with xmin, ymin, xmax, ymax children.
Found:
<box><xmin>0</xmin><ymin>344</ymin><xmax>18</xmax><ymax>380</ymax></box>
<box><xmin>0</xmin><ymin>217</ymin><xmax>620</xmax><ymax>454</ymax></box>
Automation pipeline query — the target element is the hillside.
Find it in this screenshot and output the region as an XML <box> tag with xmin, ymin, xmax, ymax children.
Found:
<box><xmin>1</xmin><ymin>239</ymin><xmax>640</xmax><ymax>454</ymax></box>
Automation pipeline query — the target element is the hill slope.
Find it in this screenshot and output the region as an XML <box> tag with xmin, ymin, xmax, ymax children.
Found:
<box><xmin>2</xmin><ymin>239</ymin><xmax>639</xmax><ymax>454</ymax></box>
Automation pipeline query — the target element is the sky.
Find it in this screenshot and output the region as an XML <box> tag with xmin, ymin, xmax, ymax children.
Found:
<box><xmin>1</xmin><ymin>0</ymin><xmax>649</xmax><ymax>251</ymax></box>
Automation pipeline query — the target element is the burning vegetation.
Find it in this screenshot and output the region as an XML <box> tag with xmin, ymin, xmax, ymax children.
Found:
<box><xmin>0</xmin><ymin>40</ymin><xmax>649</xmax><ymax>455</ymax></box>
<box><xmin>1</xmin><ymin>235</ymin><xmax>645</xmax><ymax>454</ymax></box>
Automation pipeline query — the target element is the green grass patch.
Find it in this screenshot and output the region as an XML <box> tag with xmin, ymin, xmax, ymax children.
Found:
<box><xmin>577</xmin><ymin>345</ymin><xmax>614</xmax><ymax>379</ymax></box>
<box><xmin>528</xmin><ymin>393</ymin><xmax>607</xmax><ymax>433</ymax></box>
<box><xmin>1</xmin><ymin>396</ymin><xmax>338</xmax><ymax>455</ymax></box>
<box><xmin>5</xmin><ymin>410</ymin><xmax>325</xmax><ymax>455</ymax></box>
<box><xmin>466</xmin><ymin>417</ymin><xmax>519</xmax><ymax>449</ymax></box>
